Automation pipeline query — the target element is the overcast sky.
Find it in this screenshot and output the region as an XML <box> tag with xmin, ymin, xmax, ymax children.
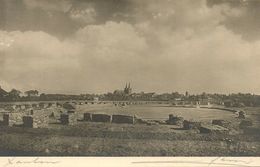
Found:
<box><xmin>0</xmin><ymin>0</ymin><xmax>260</xmax><ymax>94</ymax></box>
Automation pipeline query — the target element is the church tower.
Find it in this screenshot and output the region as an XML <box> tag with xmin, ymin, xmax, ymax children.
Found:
<box><xmin>127</xmin><ymin>83</ymin><xmax>132</xmax><ymax>94</ymax></box>
<box><xmin>124</xmin><ymin>82</ymin><xmax>132</xmax><ymax>95</ymax></box>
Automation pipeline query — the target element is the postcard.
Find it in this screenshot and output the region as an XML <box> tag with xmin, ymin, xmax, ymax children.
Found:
<box><xmin>0</xmin><ymin>0</ymin><xmax>259</xmax><ymax>166</ymax></box>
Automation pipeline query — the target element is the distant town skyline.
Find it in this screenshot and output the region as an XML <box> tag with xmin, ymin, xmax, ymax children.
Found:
<box><xmin>0</xmin><ymin>0</ymin><xmax>260</xmax><ymax>94</ymax></box>
<box><xmin>0</xmin><ymin>83</ymin><xmax>259</xmax><ymax>96</ymax></box>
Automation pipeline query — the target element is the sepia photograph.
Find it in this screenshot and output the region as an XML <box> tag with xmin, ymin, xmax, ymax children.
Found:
<box><xmin>0</xmin><ymin>0</ymin><xmax>260</xmax><ymax>161</ymax></box>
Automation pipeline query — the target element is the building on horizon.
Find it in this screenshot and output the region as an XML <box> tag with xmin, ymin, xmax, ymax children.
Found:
<box><xmin>124</xmin><ymin>83</ymin><xmax>132</xmax><ymax>95</ymax></box>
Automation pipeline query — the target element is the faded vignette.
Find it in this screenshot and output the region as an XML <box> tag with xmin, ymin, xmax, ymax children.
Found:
<box><xmin>1</xmin><ymin>0</ymin><xmax>260</xmax><ymax>166</ymax></box>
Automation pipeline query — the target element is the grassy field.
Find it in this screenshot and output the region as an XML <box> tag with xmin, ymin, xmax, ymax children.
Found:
<box><xmin>76</xmin><ymin>103</ymin><xmax>236</xmax><ymax>121</ymax></box>
<box><xmin>0</xmin><ymin>122</ymin><xmax>259</xmax><ymax>156</ymax></box>
<box><xmin>0</xmin><ymin>103</ymin><xmax>259</xmax><ymax>156</ymax></box>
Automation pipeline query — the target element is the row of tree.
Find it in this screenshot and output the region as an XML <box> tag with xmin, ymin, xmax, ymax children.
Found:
<box><xmin>0</xmin><ymin>87</ymin><xmax>260</xmax><ymax>107</ymax></box>
<box><xmin>0</xmin><ymin>88</ymin><xmax>39</xmax><ymax>101</ymax></box>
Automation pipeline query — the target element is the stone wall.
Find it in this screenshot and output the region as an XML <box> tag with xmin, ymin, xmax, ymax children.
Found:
<box><xmin>112</xmin><ymin>114</ymin><xmax>135</xmax><ymax>124</ymax></box>
<box><xmin>23</xmin><ymin>116</ymin><xmax>33</xmax><ymax>128</ymax></box>
<box><xmin>199</xmin><ymin>124</ymin><xmax>229</xmax><ymax>134</ymax></box>
<box><xmin>32</xmin><ymin>104</ymin><xmax>39</xmax><ymax>108</ymax></box>
<box><xmin>183</xmin><ymin>120</ymin><xmax>201</xmax><ymax>130</ymax></box>
<box><xmin>48</xmin><ymin>103</ymin><xmax>53</xmax><ymax>107</ymax></box>
<box><xmin>83</xmin><ymin>113</ymin><xmax>92</xmax><ymax>121</ymax></box>
<box><xmin>62</xmin><ymin>103</ymin><xmax>76</xmax><ymax>110</ymax></box>
<box><xmin>24</xmin><ymin>104</ymin><xmax>31</xmax><ymax>109</ymax></box>
<box><xmin>2</xmin><ymin>112</ymin><xmax>24</xmax><ymax>126</ymax></box>
<box><xmin>167</xmin><ymin>114</ymin><xmax>184</xmax><ymax>126</ymax></box>
<box><xmin>212</xmin><ymin>119</ymin><xmax>231</xmax><ymax>128</ymax></box>
<box><xmin>92</xmin><ymin>114</ymin><xmax>111</xmax><ymax>123</ymax></box>
<box><xmin>238</xmin><ymin>111</ymin><xmax>246</xmax><ymax>119</ymax></box>
<box><xmin>23</xmin><ymin>110</ymin><xmax>49</xmax><ymax>128</ymax></box>
<box><xmin>39</xmin><ymin>103</ymin><xmax>48</xmax><ymax>109</ymax></box>
<box><xmin>60</xmin><ymin>113</ymin><xmax>77</xmax><ymax>125</ymax></box>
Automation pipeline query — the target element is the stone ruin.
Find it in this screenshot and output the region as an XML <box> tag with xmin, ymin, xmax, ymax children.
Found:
<box><xmin>132</xmin><ymin>118</ymin><xmax>150</xmax><ymax>125</ymax></box>
<box><xmin>23</xmin><ymin>111</ymin><xmax>49</xmax><ymax>128</ymax></box>
<box><xmin>112</xmin><ymin>114</ymin><xmax>135</xmax><ymax>124</ymax></box>
<box><xmin>183</xmin><ymin>120</ymin><xmax>201</xmax><ymax>130</ymax></box>
<box><xmin>199</xmin><ymin>124</ymin><xmax>229</xmax><ymax>134</ymax></box>
<box><xmin>238</xmin><ymin>111</ymin><xmax>246</xmax><ymax>119</ymax></box>
<box><xmin>48</xmin><ymin>107</ymin><xmax>65</xmax><ymax>119</ymax></box>
<box><xmin>15</xmin><ymin>105</ymin><xmax>22</xmax><ymax>110</ymax></box>
<box><xmin>47</xmin><ymin>103</ymin><xmax>52</xmax><ymax>108</ymax></box>
<box><xmin>2</xmin><ymin>112</ymin><xmax>23</xmax><ymax>126</ymax></box>
<box><xmin>4</xmin><ymin>105</ymin><xmax>15</xmax><ymax>111</ymax></box>
<box><xmin>21</xmin><ymin>104</ymin><xmax>32</xmax><ymax>109</ymax></box>
<box><xmin>167</xmin><ymin>114</ymin><xmax>184</xmax><ymax>126</ymax></box>
<box><xmin>60</xmin><ymin>113</ymin><xmax>77</xmax><ymax>125</ymax></box>
<box><xmin>32</xmin><ymin>103</ymin><xmax>39</xmax><ymax>109</ymax></box>
<box><xmin>212</xmin><ymin>119</ymin><xmax>231</xmax><ymax>128</ymax></box>
<box><xmin>28</xmin><ymin>109</ymin><xmax>34</xmax><ymax>115</ymax></box>
<box><xmin>56</xmin><ymin>102</ymin><xmax>62</xmax><ymax>107</ymax></box>
<box><xmin>49</xmin><ymin>110</ymin><xmax>62</xmax><ymax>119</ymax></box>
<box><xmin>91</xmin><ymin>113</ymin><xmax>111</xmax><ymax>123</ymax></box>
<box><xmin>67</xmin><ymin>110</ymin><xmax>75</xmax><ymax>114</ymax></box>
<box><xmin>132</xmin><ymin>115</ymin><xmax>147</xmax><ymax>124</ymax></box>
<box><xmin>20</xmin><ymin>105</ymin><xmax>26</xmax><ymax>110</ymax></box>
<box><xmin>84</xmin><ymin>113</ymin><xmax>161</xmax><ymax>125</ymax></box>
<box><xmin>83</xmin><ymin>112</ymin><xmax>92</xmax><ymax>121</ymax></box>
<box><xmin>62</xmin><ymin>103</ymin><xmax>76</xmax><ymax>110</ymax></box>
<box><xmin>39</xmin><ymin>103</ymin><xmax>49</xmax><ymax>109</ymax></box>
<box><xmin>1</xmin><ymin>109</ymin><xmax>51</xmax><ymax>128</ymax></box>
<box><xmin>145</xmin><ymin>120</ymin><xmax>159</xmax><ymax>126</ymax></box>
<box><xmin>82</xmin><ymin>112</ymin><xmax>137</xmax><ymax>124</ymax></box>
<box><xmin>24</xmin><ymin>104</ymin><xmax>31</xmax><ymax>109</ymax></box>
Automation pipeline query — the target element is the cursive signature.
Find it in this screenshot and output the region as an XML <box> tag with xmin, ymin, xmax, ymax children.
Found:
<box><xmin>219</xmin><ymin>157</ymin><xmax>252</xmax><ymax>164</ymax></box>
<box><xmin>207</xmin><ymin>157</ymin><xmax>253</xmax><ymax>167</ymax></box>
<box><xmin>132</xmin><ymin>157</ymin><xmax>256</xmax><ymax>167</ymax></box>
<box><xmin>3</xmin><ymin>157</ymin><xmax>60</xmax><ymax>167</ymax></box>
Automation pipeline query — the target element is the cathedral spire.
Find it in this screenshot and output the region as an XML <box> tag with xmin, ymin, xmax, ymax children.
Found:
<box><xmin>123</xmin><ymin>82</ymin><xmax>132</xmax><ymax>95</ymax></box>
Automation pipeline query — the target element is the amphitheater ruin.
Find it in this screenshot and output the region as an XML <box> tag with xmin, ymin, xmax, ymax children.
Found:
<box><xmin>0</xmin><ymin>100</ymin><xmax>251</xmax><ymax>136</ymax></box>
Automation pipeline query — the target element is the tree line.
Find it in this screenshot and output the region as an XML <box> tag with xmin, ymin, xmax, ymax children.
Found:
<box><xmin>0</xmin><ymin>87</ymin><xmax>260</xmax><ymax>107</ymax></box>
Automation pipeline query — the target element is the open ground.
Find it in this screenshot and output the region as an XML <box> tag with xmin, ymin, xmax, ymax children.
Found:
<box><xmin>0</xmin><ymin>102</ymin><xmax>259</xmax><ymax>156</ymax></box>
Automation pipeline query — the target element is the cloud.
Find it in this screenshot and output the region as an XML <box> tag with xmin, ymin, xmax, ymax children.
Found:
<box><xmin>156</xmin><ymin>25</ymin><xmax>260</xmax><ymax>93</ymax></box>
<box><xmin>23</xmin><ymin>0</ymin><xmax>72</xmax><ymax>12</ymax></box>
<box><xmin>69</xmin><ymin>21</ymin><xmax>149</xmax><ymax>93</ymax></box>
<box><xmin>208</xmin><ymin>0</ymin><xmax>260</xmax><ymax>41</ymax></box>
<box><xmin>0</xmin><ymin>22</ymin><xmax>148</xmax><ymax>93</ymax></box>
<box><xmin>1</xmin><ymin>0</ymin><xmax>260</xmax><ymax>94</ymax></box>
<box><xmin>0</xmin><ymin>30</ymin><xmax>81</xmax><ymax>93</ymax></box>
<box><xmin>126</xmin><ymin>0</ymin><xmax>260</xmax><ymax>93</ymax></box>
<box><xmin>69</xmin><ymin>6</ymin><xmax>97</xmax><ymax>24</ymax></box>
